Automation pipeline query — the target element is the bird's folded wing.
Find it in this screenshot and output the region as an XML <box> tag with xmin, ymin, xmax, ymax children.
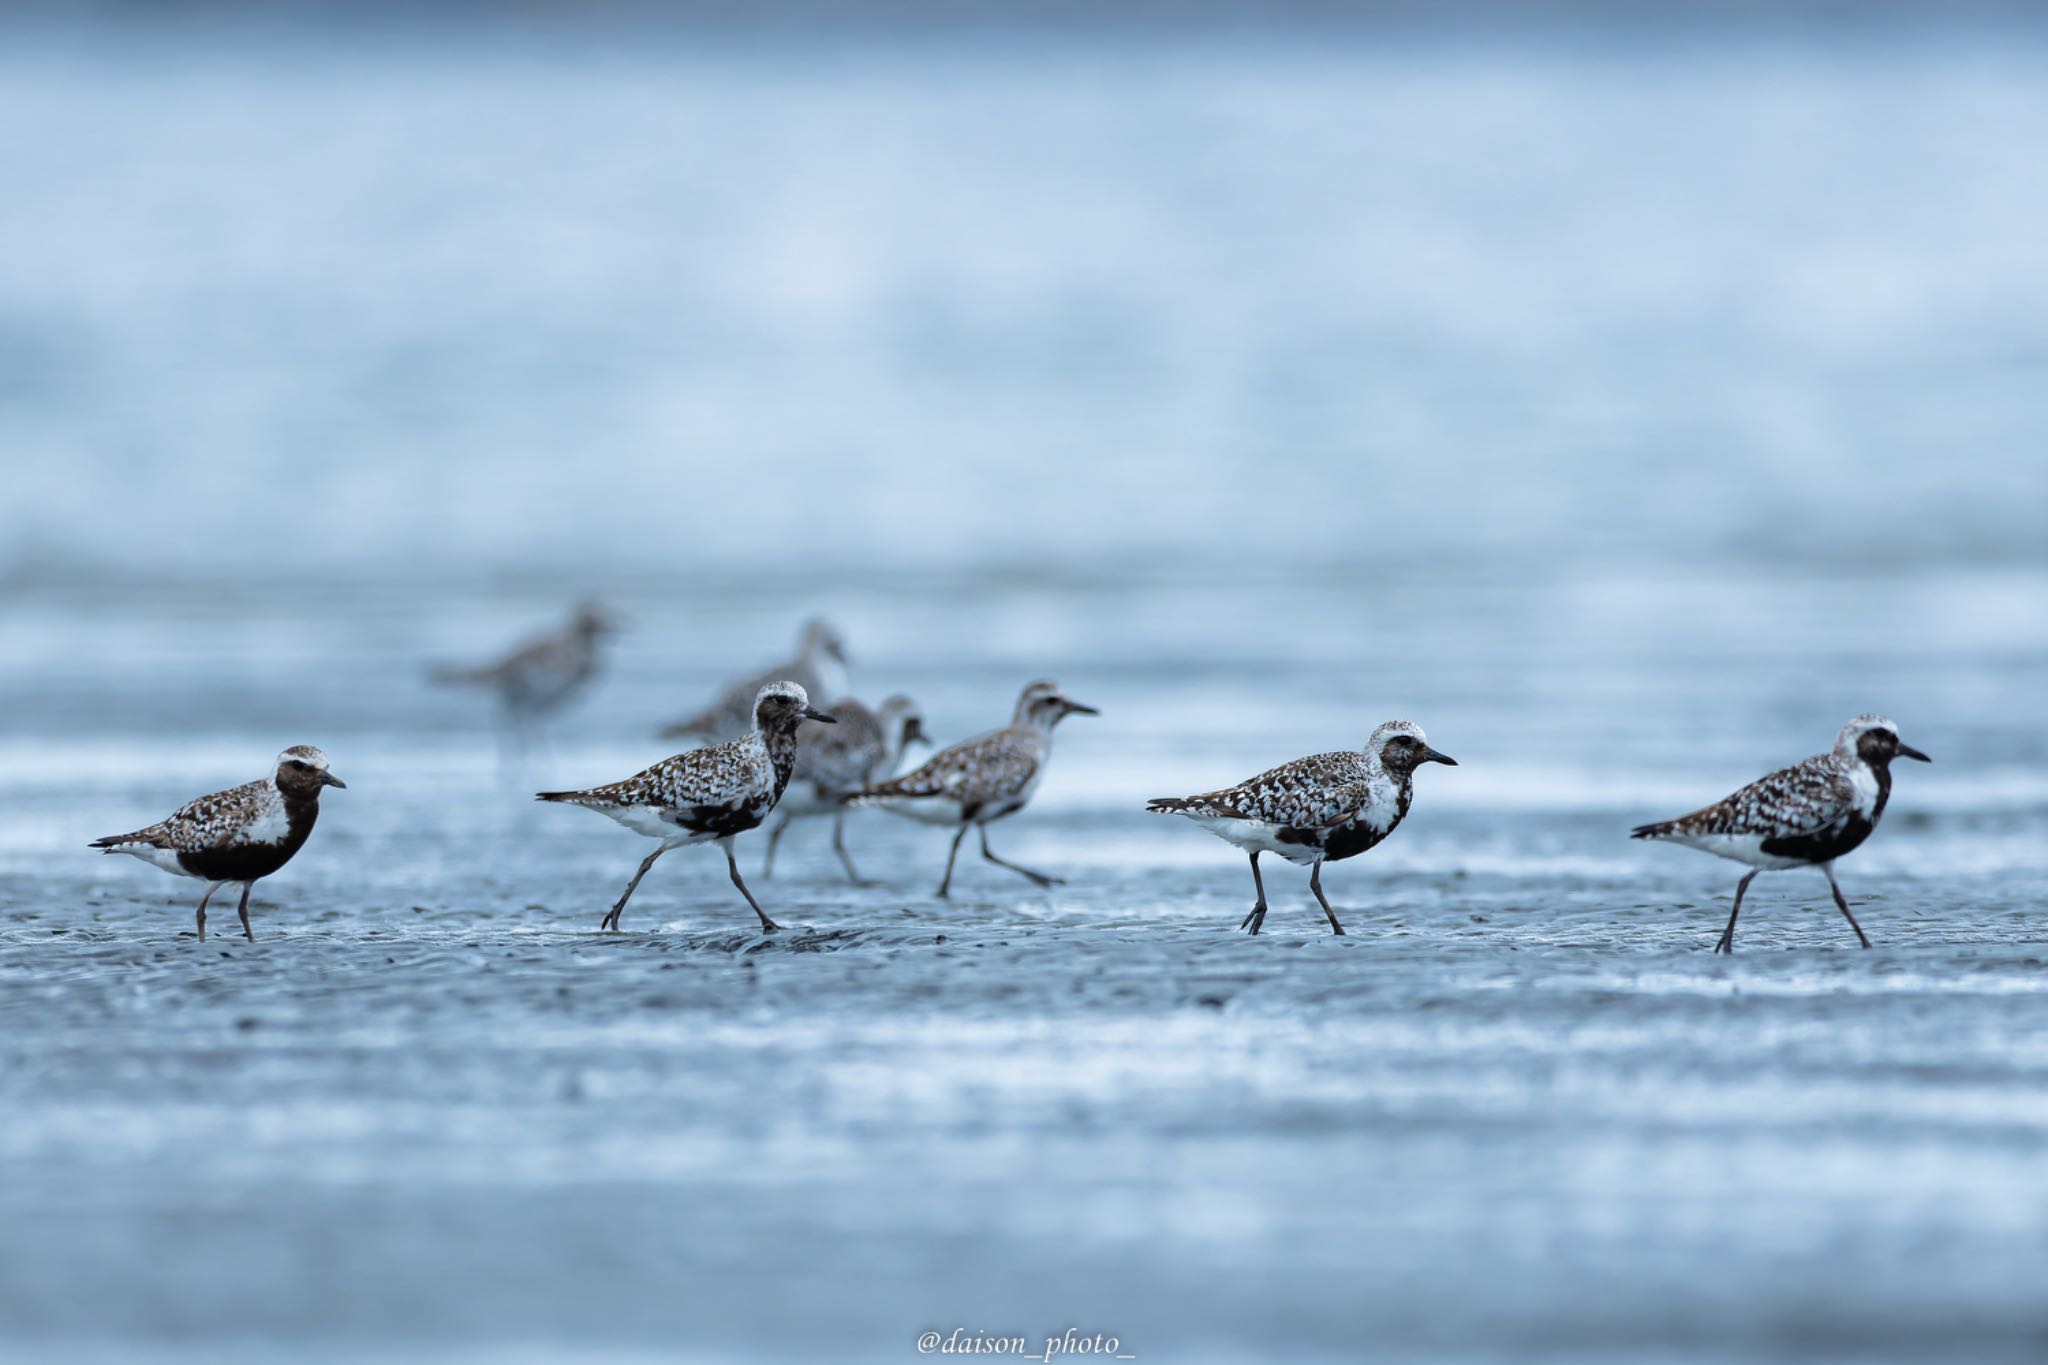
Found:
<box><xmin>154</xmin><ymin>780</ymin><xmax>273</xmax><ymax>849</ymax></box>
<box><xmin>1667</xmin><ymin>758</ymin><xmax>1853</xmax><ymax>840</ymax></box>
<box><xmin>864</xmin><ymin>731</ymin><xmax>1029</xmax><ymax>800</ymax></box>
<box><xmin>1204</xmin><ymin>753</ymin><xmax>1372</xmax><ymax>826</ymax></box>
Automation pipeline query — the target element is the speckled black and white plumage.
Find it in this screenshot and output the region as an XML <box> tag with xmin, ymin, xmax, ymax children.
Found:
<box><xmin>846</xmin><ymin>679</ymin><xmax>1097</xmax><ymax>897</ymax></box>
<box><xmin>89</xmin><ymin>745</ymin><xmax>347</xmax><ymax>942</ymax></box>
<box><xmin>1631</xmin><ymin>714</ymin><xmax>1931</xmax><ymax>952</ymax></box>
<box><xmin>658</xmin><ymin>618</ymin><xmax>849</xmax><ymax>743</ymax></box>
<box><xmin>763</xmin><ymin>694</ymin><xmax>927</xmax><ymax>883</ymax></box>
<box><xmin>539</xmin><ymin>682</ymin><xmax>835</xmax><ymax>931</ymax></box>
<box><xmin>432</xmin><ymin>601</ymin><xmax>615</xmax><ymax>723</ymax></box>
<box><xmin>1148</xmin><ymin>720</ymin><xmax>1457</xmax><ymax>936</ymax></box>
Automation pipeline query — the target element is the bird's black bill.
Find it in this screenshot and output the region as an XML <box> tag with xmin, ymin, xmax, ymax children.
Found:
<box><xmin>1065</xmin><ymin>702</ymin><xmax>1101</xmax><ymax>716</ymax></box>
<box><xmin>1424</xmin><ymin>748</ymin><xmax>1458</xmax><ymax>767</ymax></box>
<box><xmin>1897</xmin><ymin>742</ymin><xmax>1931</xmax><ymax>763</ymax></box>
<box><xmin>323</xmin><ymin>773</ymin><xmax>348</xmax><ymax>788</ymax></box>
<box><xmin>806</xmin><ymin>707</ymin><xmax>838</xmax><ymax>724</ymax></box>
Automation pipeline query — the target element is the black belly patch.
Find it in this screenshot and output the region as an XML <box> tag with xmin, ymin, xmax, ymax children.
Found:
<box><xmin>1761</xmin><ymin>815</ymin><xmax>1875</xmax><ymax>865</ymax></box>
<box><xmin>675</xmin><ymin>803</ymin><xmax>765</xmax><ymax>839</ymax></box>
<box><xmin>176</xmin><ymin>842</ymin><xmax>298</xmax><ymax>883</ymax></box>
<box><xmin>1320</xmin><ymin>820</ymin><xmax>1388</xmax><ymax>863</ymax></box>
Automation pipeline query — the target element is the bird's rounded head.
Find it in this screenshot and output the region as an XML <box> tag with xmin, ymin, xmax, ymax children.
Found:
<box><xmin>756</xmin><ymin>681</ymin><xmax>836</xmax><ymax>733</ymax></box>
<box><xmin>1836</xmin><ymin>714</ymin><xmax>1930</xmax><ymax>766</ymax></box>
<box><xmin>275</xmin><ymin>745</ymin><xmax>346</xmax><ymax>793</ymax></box>
<box><xmin>1366</xmin><ymin>720</ymin><xmax>1458</xmax><ymax>773</ymax></box>
<box><xmin>1013</xmin><ymin>679</ymin><xmax>1100</xmax><ymax>730</ymax></box>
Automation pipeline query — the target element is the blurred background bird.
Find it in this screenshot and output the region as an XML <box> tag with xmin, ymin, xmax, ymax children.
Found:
<box><xmin>430</xmin><ymin>600</ymin><xmax>619</xmax><ymax>773</ymax></box>
<box><xmin>763</xmin><ymin>692</ymin><xmax>928</xmax><ymax>883</ymax></box>
<box><xmin>658</xmin><ymin>617</ymin><xmax>848</xmax><ymax>743</ymax></box>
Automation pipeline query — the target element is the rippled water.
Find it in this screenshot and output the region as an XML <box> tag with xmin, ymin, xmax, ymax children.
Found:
<box><xmin>4</xmin><ymin>12</ymin><xmax>2048</xmax><ymax>1364</ymax></box>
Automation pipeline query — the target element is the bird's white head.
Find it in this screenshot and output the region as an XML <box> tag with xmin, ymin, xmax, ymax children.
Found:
<box><xmin>275</xmin><ymin>745</ymin><xmax>346</xmax><ymax>793</ymax></box>
<box><xmin>799</xmin><ymin>618</ymin><xmax>849</xmax><ymax>666</ymax></box>
<box><xmin>755</xmin><ymin>681</ymin><xmax>836</xmax><ymax>734</ymax></box>
<box><xmin>1835</xmin><ymin>714</ymin><xmax>1930</xmax><ymax>767</ymax></box>
<box><xmin>1366</xmin><ymin>720</ymin><xmax>1458</xmax><ymax>774</ymax></box>
<box><xmin>1012</xmin><ymin>679</ymin><xmax>1100</xmax><ymax>731</ymax></box>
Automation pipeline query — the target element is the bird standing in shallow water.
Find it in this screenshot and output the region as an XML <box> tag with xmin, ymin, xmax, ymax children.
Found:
<box><xmin>431</xmin><ymin>600</ymin><xmax>617</xmax><ymax>770</ymax></box>
<box><xmin>538</xmin><ymin>682</ymin><xmax>834</xmax><ymax>932</ymax></box>
<box><xmin>1147</xmin><ymin>721</ymin><xmax>1456</xmax><ymax>937</ymax></box>
<box><xmin>659</xmin><ymin>618</ymin><xmax>848</xmax><ymax>743</ymax></box>
<box><xmin>1631</xmin><ymin>713</ymin><xmax>1930</xmax><ymax>953</ymax></box>
<box><xmin>90</xmin><ymin>745</ymin><xmax>347</xmax><ymax>942</ymax></box>
<box><xmin>845</xmin><ymin>680</ymin><xmax>1097</xmax><ymax>898</ymax></box>
<box><xmin>763</xmin><ymin>694</ymin><xmax>927</xmax><ymax>884</ymax></box>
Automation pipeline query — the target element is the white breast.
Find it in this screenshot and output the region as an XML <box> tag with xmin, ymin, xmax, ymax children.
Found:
<box><xmin>231</xmin><ymin>799</ymin><xmax>290</xmax><ymax>847</ymax></box>
<box><xmin>1354</xmin><ymin>776</ymin><xmax>1403</xmax><ymax>835</ymax></box>
<box><xmin>1846</xmin><ymin>764</ymin><xmax>1882</xmax><ymax>820</ymax></box>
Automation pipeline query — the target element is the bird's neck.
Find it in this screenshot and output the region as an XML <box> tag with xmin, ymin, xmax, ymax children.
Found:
<box><xmin>763</xmin><ymin>726</ymin><xmax>801</xmax><ymax>796</ymax></box>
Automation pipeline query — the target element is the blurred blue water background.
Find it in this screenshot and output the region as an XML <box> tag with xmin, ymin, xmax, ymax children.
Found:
<box><xmin>2</xmin><ymin>6</ymin><xmax>2047</xmax><ymax>1363</ymax></box>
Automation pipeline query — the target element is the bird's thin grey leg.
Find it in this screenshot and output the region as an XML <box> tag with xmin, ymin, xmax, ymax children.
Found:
<box><xmin>724</xmin><ymin>838</ymin><xmax>781</xmax><ymax>933</ymax></box>
<box><xmin>1822</xmin><ymin>865</ymin><xmax>1872</xmax><ymax>949</ymax></box>
<box><xmin>762</xmin><ymin>813</ymin><xmax>791</xmax><ymax>879</ymax></box>
<box><xmin>1238</xmin><ymin>852</ymin><xmax>1269</xmax><ymax>935</ymax></box>
<box><xmin>1308</xmin><ymin>861</ymin><xmax>1345</xmax><ymax>936</ymax></box>
<box><xmin>830</xmin><ymin>809</ymin><xmax>868</xmax><ymax>886</ymax></box>
<box><xmin>194</xmin><ymin>882</ymin><xmax>220</xmax><ymax>942</ymax></box>
<box><xmin>937</xmin><ymin>824</ymin><xmax>971</xmax><ymax>899</ymax></box>
<box><xmin>603</xmin><ymin>844</ymin><xmax>671</xmax><ymax>931</ymax></box>
<box><xmin>1714</xmin><ymin>871</ymin><xmax>1758</xmax><ymax>955</ymax></box>
<box><xmin>236</xmin><ymin>882</ymin><xmax>256</xmax><ymax>943</ymax></box>
<box><xmin>978</xmin><ymin>826</ymin><xmax>1062</xmax><ymax>889</ymax></box>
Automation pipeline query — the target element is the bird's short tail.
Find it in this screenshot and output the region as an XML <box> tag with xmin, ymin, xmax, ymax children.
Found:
<box><xmin>89</xmin><ymin>830</ymin><xmax>152</xmax><ymax>850</ymax></box>
<box><xmin>1629</xmin><ymin>820</ymin><xmax>1675</xmax><ymax>840</ymax></box>
<box><xmin>535</xmin><ymin>790</ymin><xmax>591</xmax><ymax>805</ymax></box>
<box><xmin>1145</xmin><ymin>797</ymin><xmax>1198</xmax><ymax>815</ymax></box>
<box><xmin>841</xmin><ymin>772</ymin><xmax>928</xmax><ymax>807</ymax></box>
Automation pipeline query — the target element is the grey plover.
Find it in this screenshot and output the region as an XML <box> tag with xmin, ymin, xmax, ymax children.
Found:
<box><xmin>846</xmin><ymin>679</ymin><xmax>1097</xmax><ymax>898</ymax></box>
<box><xmin>539</xmin><ymin>682</ymin><xmax>834</xmax><ymax>932</ymax></box>
<box><xmin>1631</xmin><ymin>714</ymin><xmax>1930</xmax><ymax>953</ymax></box>
<box><xmin>659</xmin><ymin>618</ymin><xmax>848</xmax><ymax>743</ymax></box>
<box><xmin>762</xmin><ymin>694</ymin><xmax>927</xmax><ymax>884</ymax></box>
<box><xmin>432</xmin><ymin>600</ymin><xmax>617</xmax><ymax>753</ymax></box>
<box><xmin>1147</xmin><ymin>720</ymin><xmax>1457</xmax><ymax>936</ymax></box>
<box><xmin>89</xmin><ymin>745</ymin><xmax>347</xmax><ymax>942</ymax></box>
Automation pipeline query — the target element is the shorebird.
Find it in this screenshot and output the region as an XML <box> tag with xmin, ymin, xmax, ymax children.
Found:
<box><xmin>762</xmin><ymin>694</ymin><xmax>927</xmax><ymax>884</ymax></box>
<box><xmin>1631</xmin><ymin>714</ymin><xmax>1930</xmax><ymax>953</ymax></box>
<box><xmin>659</xmin><ymin>618</ymin><xmax>848</xmax><ymax>743</ymax></box>
<box><xmin>538</xmin><ymin>682</ymin><xmax>833</xmax><ymax>932</ymax></box>
<box><xmin>431</xmin><ymin>600</ymin><xmax>617</xmax><ymax>762</ymax></box>
<box><xmin>846</xmin><ymin>679</ymin><xmax>1096</xmax><ymax>898</ymax></box>
<box><xmin>89</xmin><ymin>745</ymin><xmax>347</xmax><ymax>942</ymax></box>
<box><xmin>1147</xmin><ymin>721</ymin><xmax>1456</xmax><ymax>936</ymax></box>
